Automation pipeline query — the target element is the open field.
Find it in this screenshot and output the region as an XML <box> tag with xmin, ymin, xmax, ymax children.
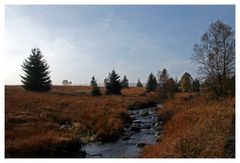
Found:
<box><xmin>5</xmin><ymin>86</ymin><xmax>235</xmax><ymax>158</ymax></box>
<box><xmin>5</xmin><ymin>85</ymin><xmax>156</xmax><ymax>157</ymax></box>
<box><xmin>142</xmin><ymin>93</ymin><xmax>235</xmax><ymax>158</ymax></box>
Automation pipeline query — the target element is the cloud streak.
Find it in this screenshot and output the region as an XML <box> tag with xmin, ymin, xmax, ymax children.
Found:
<box><xmin>5</xmin><ymin>5</ymin><xmax>235</xmax><ymax>85</ymax></box>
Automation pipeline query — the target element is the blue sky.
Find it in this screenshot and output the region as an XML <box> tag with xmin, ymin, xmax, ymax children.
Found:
<box><xmin>5</xmin><ymin>5</ymin><xmax>235</xmax><ymax>85</ymax></box>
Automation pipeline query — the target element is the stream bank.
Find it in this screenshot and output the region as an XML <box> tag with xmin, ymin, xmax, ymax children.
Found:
<box><xmin>83</xmin><ymin>105</ymin><xmax>163</xmax><ymax>158</ymax></box>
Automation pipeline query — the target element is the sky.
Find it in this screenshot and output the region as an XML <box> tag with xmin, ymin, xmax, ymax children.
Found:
<box><xmin>4</xmin><ymin>5</ymin><xmax>235</xmax><ymax>85</ymax></box>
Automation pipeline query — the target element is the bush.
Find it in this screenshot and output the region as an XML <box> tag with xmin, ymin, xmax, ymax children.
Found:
<box><xmin>91</xmin><ymin>87</ymin><xmax>101</xmax><ymax>96</ymax></box>
<box><xmin>95</xmin><ymin>118</ymin><xmax>124</xmax><ymax>142</ymax></box>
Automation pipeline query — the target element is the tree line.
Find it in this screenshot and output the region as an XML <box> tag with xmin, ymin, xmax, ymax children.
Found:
<box><xmin>20</xmin><ymin>50</ymin><xmax>198</xmax><ymax>96</ymax></box>
<box><xmin>21</xmin><ymin>20</ymin><xmax>235</xmax><ymax>99</ymax></box>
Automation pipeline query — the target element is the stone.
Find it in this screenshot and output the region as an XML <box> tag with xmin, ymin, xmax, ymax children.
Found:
<box><xmin>121</xmin><ymin>135</ymin><xmax>130</xmax><ymax>140</ymax></box>
<box><xmin>130</xmin><ymin>123</ymin><xmax>141</xmax><ymax>132</ymax></box>
<box><xmin>137</xmin><ymin>143</ymin><xmax>146</xmax><ymax>148</ymax></box>
<box><xmin>124</xmin><ymin>124</ymin><xmax>130</xmax><ymax>128</ymax></box>
<box><xmin>131</xmin><ymin>116</ymin><xmax>137</xmax><ymax>120</ymax></box>
<box><xmin>141</xmin><ymin>125</ymin><xmax>151</xmax><ymax>129</ymax></box>
<box><xmin>132</xmin><ymin>120</ymin><xmax>142</xmax><ymax>123</ymax></box>
<box><xmin>155</xmin><ymin>125</ymin><xmax>163</xmax><ymax>131</ymax></box>
<box><xmin>140</xmin><ymin>110</ymin><xmax>149</xmax><ymax>117</ymax></box>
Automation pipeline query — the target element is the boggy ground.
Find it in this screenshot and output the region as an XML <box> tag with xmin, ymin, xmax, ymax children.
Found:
<box><xmin>5</xmin><ymin>85</ymin><xmax>156</xmax><ymax>158</ymax></box>
<box><xmin>142</xmin><ymin>93</ymin><xmax>235</xmax><ymax>158</ymax></box>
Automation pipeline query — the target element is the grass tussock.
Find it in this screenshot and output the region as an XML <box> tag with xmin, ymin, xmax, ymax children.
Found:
<box><xmin>5</xmin><ymin>86</ymin><xmax>154</xmax><ymax>157</ymax></box>
<box><xmin>142</xmin><ymin>93</ymin><xmax>235</xmax><ymax>158</ymax></box>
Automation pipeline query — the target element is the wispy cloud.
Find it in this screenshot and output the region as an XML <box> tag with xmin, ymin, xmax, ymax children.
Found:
<box><xmin>5</xmin><ymin>5</ymin><xmax>234</xmax><ymax>84</ymax></box>
<box><xmin>97</xmin><ymin>12</ymin><xmax>114</xmax><ymax>30</ymax></box>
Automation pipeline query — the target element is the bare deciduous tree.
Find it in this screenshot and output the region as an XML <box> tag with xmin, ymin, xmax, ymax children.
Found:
<box><xmin>180</xmin><ymin>72</ymin><xmax>193</xmax><ymax>92</ymax></box>
<box><xmin>157</xmin><ymin>68</ymin><xmax>169</xmax><ymax>87</ymax></box>
<box><xmin>192</xmin><ymin>20</ymin><xmax>235</xmax><ymax>98</ymax></box>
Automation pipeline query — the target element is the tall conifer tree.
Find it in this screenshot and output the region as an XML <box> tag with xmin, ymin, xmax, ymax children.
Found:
<box><xmin>146</xmin><ymin>73</ymin><xmax>157</xmax><ymax>92</ymax></box>
<box><xmin>121</xmin><ymin>75</ymin><xmax>129</xmax><ymax>88</ymax></box>
<box><xmin>21</xmin><ymin>48</ymin><xmax>51</xmax><ymax>92</ymax></box>
<box><xmin>104</xmin><ymin>70</ymin><xmax>122</xmax><ymax>95</ymax></box>
<box><xmin>136</xmin><ymin>78</ymin><xmax>143</xmax><ymax>87</ymax></box>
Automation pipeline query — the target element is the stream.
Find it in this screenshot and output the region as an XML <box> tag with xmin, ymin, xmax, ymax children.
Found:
<box><xmin>84</xmin><ymin>106</ymin><xmax>163</xmax><ymax>158</ymax></box>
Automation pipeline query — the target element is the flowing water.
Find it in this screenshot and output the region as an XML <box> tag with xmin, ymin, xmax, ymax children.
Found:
<box><xmin>84</xmin><ymin>106</ymin><xmax>163</xmax><ymax>158</ymax></box>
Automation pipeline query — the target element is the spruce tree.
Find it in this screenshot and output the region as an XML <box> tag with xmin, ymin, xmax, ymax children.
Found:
<box><xmin>104</xmin><ymin>70</ymin><xmax>122</xmax><ymax>95</ymax></box>
<box><xmin>20</xmin><ymin>48</ymin><xmax>51</xmax><ymax>92</ymax></box>
<box><xmin>121</xmin><ymin>75</ymin><xmax>129</xmax><ymax>88</ymax></box>
<box><xmin>90</xmin><ymin>76</ymin><xmax>101</xmax><ymax>96</ymax></box>
<box><xmin>136</xmin><ymin>78</ymin><xmax>143</xmax><ymax>87</ymax></box>
<box><xmin>146</xmin><ymin>73</ymin><xmax>157</xmax><ymax>92</ymax></box>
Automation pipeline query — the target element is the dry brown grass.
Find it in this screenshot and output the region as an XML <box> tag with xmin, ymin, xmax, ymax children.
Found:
<box><xmin>7</xmin><ymin>86</ymin><xmax>234</xmax><ymax>158</ymax></box>
<box><xmin>5</xmin><ymin>85</ymin><xmax>153</xmax><ymax>157</ymax></box>
<box><xmin>142</xmin><ymin>93</ymin><xmax>235</xmax><ymax>158</ymax></box>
